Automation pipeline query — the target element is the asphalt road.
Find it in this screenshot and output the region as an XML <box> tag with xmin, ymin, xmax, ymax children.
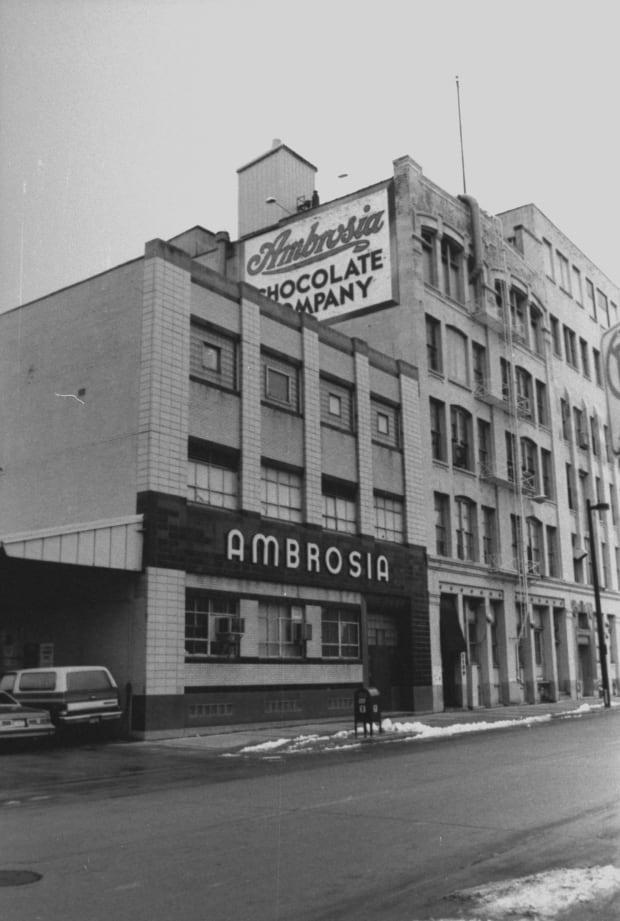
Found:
<box><xmin>1</xmin><ymin>711</ymin><xmax>618</xmax><ymax>921</ymax></box>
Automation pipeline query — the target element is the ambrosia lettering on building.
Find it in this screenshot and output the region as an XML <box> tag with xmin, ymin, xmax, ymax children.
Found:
<box><xmin>226</xmin><ymin>529</ymin><xmax>390</xmax><ymax>582</ymax></box>
<box><xmin>243</xmin><ymin>185</ymin><xmax>398</xmax><ymax>321</ymax></box>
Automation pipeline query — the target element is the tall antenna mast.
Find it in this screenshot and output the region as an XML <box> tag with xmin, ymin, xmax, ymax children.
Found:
<box><xmin>456</xmin><ymin>75</ymin><xmax>467</xmax><ymax>195</ymax></box>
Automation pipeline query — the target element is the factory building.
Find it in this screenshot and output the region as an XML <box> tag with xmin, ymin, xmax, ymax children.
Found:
<box><xmin>1</xmin><ymin>141</ymin><xmax>618</xmax><ymax>735</ymax></box>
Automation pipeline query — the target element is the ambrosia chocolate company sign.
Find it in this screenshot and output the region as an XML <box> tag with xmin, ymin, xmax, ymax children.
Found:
<box><xmin>244</xmin><ymin>184</ymin><xmax>397</xmax><ymax>321</ymax></box>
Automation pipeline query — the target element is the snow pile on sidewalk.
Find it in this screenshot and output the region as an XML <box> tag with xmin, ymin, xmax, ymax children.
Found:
<box><xmin>434</xmin><ymin>865</ymin><xmax>620</xmax><ymax>920</ymax></box>
<box><xmin>236</xmin><ymin>712</ymin><xmax>554</xmax><ymax>755</ymax></box>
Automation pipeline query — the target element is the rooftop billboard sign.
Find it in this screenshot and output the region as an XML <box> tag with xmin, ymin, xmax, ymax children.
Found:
<box><xmin>243</xmin><ymin>183</ymin><xmax>398</xmax><ymax>321</ymax></box>
<box><xmin>602</xmin><ymin>322</ymin><xmax>620</xmax><ymax>454</ymax></box>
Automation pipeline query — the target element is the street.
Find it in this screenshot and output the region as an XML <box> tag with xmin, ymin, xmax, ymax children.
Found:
<box><xmin>0</xmin><ymin>710</ymin><xmax>619</xmax><ymax>921</ymax></box>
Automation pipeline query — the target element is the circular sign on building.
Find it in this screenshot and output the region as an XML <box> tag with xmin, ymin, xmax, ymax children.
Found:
<box><xmin>602</xmin><ymin>323</ymin><xmax>620</xmax><ymax>455</ymax></box>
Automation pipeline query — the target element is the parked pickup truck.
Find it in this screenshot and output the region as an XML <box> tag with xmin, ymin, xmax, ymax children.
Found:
<box><xmin>0</xmin><ymin>666</ymin><xmax>123</xmax><ymax>729</ymax></box>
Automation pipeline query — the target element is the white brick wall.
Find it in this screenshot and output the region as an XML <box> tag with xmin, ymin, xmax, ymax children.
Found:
<box><xmin>240</xmin><ymin>298</ymin><xmax>261</xmax><ymax>513</ymax></box>
<box><xmin>138</xmin><ymin>257</ymin><xmax>190</xmax><ymax>496</ymax></box>
<box><xmin>144</xmin><ymin>567</ymin><xmax>185</xmax><ymax>695</ymax></box>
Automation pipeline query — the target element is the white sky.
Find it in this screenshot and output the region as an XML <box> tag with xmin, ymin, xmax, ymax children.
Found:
<box><xmin>1</xmin><ymin>0</ymin><xmax>618</xmax><ymax>312</ymax></box>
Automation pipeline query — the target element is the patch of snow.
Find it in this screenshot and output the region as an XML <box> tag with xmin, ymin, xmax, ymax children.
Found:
<box><xmin>447</xmin><ymin>865</ymin><xmax>620</xmax><ymax>919</ymax></box>
<box><xmin>381</xmin><ymin>714</ymin><xmax>552</xmax><ymax>737</ymax></box>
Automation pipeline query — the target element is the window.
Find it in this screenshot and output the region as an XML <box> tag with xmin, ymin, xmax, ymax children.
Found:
<box><xmin>185</xmin><ymin>593</ymin><xmax>240</xmax><ymax>659</ymax></box>
<box><xmin>322</xmin><ymin>479</ymin><xmax>357</xmax><ymax>533</ymax></box>
<box><xmin>371</xmin><ymin>400</ymin><xmax>400</xmax><ymax>448</ymax></box>
<box><xmin>535</xmin><ymin>380</ymin><xmax>548</xmax><ymax>426</ymax></box>
<box><xmin>586</xmin><ymin>278</ymin><xmax>596</xmax><ymax>320</ymax></box>
<box><xmin>451</xmin><ymin>406</ymin><xmax>472</xmax><ymax>469</ymax></box>
<box><xmin>572</xmin><ymin>534</ymin><xmax>585</xmax><ymax>583</ymax></box>
<box><xmin>510</xmin><ymin>288</ymin><xmax>527</xmax><ymax>339</ymax></box>
<box><xmin>482</xmin><ymin>506</ymin><xmax>496</xmax><ymax>565</ymax></box>
<box><xmin>500</xmin><ymin>357</ymin><xmax>512</xmax><ymax>402</ymax></box>
<box><xmin>572</xmin><ymin>266</ymin><xmax>583</xmax><ymax>304</ymax></box>
<box><xmin>593</xmin><ymin>349</ymin><xmax>602</xmax><ymax>386</ymax></box>
<box><xmin>566</xmin><ymin>464</ymin><xmax>576</xmax><ymax>511</ymax></box>
<box><xmin>604</xmin><ymin>426</ymin><xmax>613</xmax><ymax>463</ymax></box>
<box><xmin>477</xmin><ymin>419</ymin><xmax>492</xmax><ymax>476</ymax></box>
<box><xmin>259</xmin><ymin>602</ymin><xmax>307</xmax><ymax>658</ymax></box>
<box><xmin>506</xmin><ymin>431</ymin><xmax>517</xmax><ymax>483</ymax></box>
<box><xmin>560</xmin><ymin>398</ymin><xmax>571</xmax><ymax>440</ymax></box>
<box><xmin>455</xmin><ymin>497</ymin><xmax>476</xmax><ymax>561</ymax></box>
<box><xmin>542</xmin><ymin>239</ymin><xmax>554</xmax><ymax>278</ymax></box>
<box><xmin>320</xmin><ymin>378</ymin><xmax>353</xmax><ymax>431</ymax></box>
<box><xmin>447</xmin><ymin>326</ymin><xmax>469</xmax><ymax>385</ymax></box>
<box><xmin>556</xmin><ymin>251</ymin><xmax>570</xmax><ymax>292</ymax></box>
<box><xmin>421</xmin><ymin>229</ymin><xmax>437</xmax><ymax>286</ymax></box>
<box><xmin>511</xmin><ymin>514</ymin><xmax>523</xmax><ymax>569</ymax></box>
<box><xmin>573</xmin><ymin>408</ymin><xmax>588</xmax><ymax>449</ymax></box>
<box><xmin>190</xmin><ymin>324</ymin><xmax>237</xmax><ymax>389</ymax></box>
<box><xmin>321</xmin><ymin>608</ymin><xmax>360</xmax><ymax>658</ymax></box>
<box><xmin>202</xmin><ymin>343</ymin><xmax>220</xmax><ymax>372</ymax></box>
<box><xmin>441</xmin><ymin>237</ymin><xmax>463</xmax><ymax>302</ymax></box>
<box><xmin>374</xmin><ymin>493</ymin><xmax>403</xmax><ymax>543</ymax></box>
<box><xmin>596</xmin><ymin>289</ymin><xmax>610</xmax><ymax>327</ymax></box>
<box><xmin>549</xmin><ymin>315</ymin><xmax>561</xmax><ymax>357</ymax></box>
<box><xmin>529</xmin><ymin>305</ymin><xmax>544</xmax><ymax>355</ymax></box>
<box><xmin>262</xmin><ymin>353</ymin><xmax>299</xmax><ymax>411</ymax></box>
<box><xmin>610</xmin><ymin>485</ymin><xmax>617</xmax><ymax>525</ymax></box>
<box><xmin>187</xmin><ymin>459</ymin><xmax>238</xmax><ymax>509</ymax></box>
<box><xmin>526</xmin><ymin>517</ymin><xmax>542</xmax><ymax>574</ymax></box>
<box><xmin>579</xmin><ymin>339</ymin><xmax>590</xmax><ymax>378</ymax></box>
<box><xmin>541</xmin><ymin>449</ymin><xmax>553</xmax><ymax>499</ymax></box>
<box><xmin>521</xmin><ymin>438</ymin><xmax>539</xmax><ymax>495</ymax></box>
<box><xmin>426</xmin><ymin>315</ymin><xmax>442</xmax><ymax>373</ymax></box>
<box><xmin>472</xmin><ymin>342</ymin><xmax>487</xmax><ymax>391</ymax></box>
<box><xmin>546</xmin><ymin>526</ymin><xmax>559</xmax><ymax>577</ymax></box>
<box><xmin>261</xmin><ymin>466</ymin><xmax>302</xmax><ymax>521</ymax></box>
<box><xmin>515</xmin><ymin>367</ymin><xmax>533</xmax><ymax>418</ymax></box>
<box><xmin>590</xmin><ymin>417</ymin><xmax>599</xmax><ymax>455</ymax></box>
<box><xmin>430</xmin><ymin>398</ymin><xmax>447</xmax><ymax>462</ymax></box>
<box><xmin>434</xmin><ymin>493</ymin><xmax>450</xmax><ymax>556</ymax></box>
<box><xmin>563</xmin><ymin>326</ymin><xmax>578</xmax><ymax>367</ymax></box>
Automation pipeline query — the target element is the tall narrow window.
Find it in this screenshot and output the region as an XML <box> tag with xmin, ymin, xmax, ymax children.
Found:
<box><xmin>546</xmin><ymin>526</ymin><xmax>558</xmax><ymax>577</ymax></box>
<box><xmin>426</xmin><ymin>315</ymin><xmax>442</xmax><ymax>373</ymax></box>
<box><xmin>455</xmin><ymin>497</ymin><xmax>476</xmax><ymax>561</ymax></box>
<box><xmin>477</xmin><ymin>419</ymin><xmax>492</xmax><ymax>476</ymax></box>
<box><xmin>441</xmin><ymin>237</ymin><xmax>463</xmax><ymax>302</ymax></box>
<box><xmin>430</xmin><ymin>398</ymin><xmax>447</xmax><ymax>462</ymax></box>
<box><xmin>451</xmin><ymin>406</ymin><xmax>472</xmax><ymax>470</ymax></box>
<box><xmin>572</xmin><ymin>266</ymin><xmax>583</xmax><ymax>304</ymax></box>
<box><xmin>596</xmin><ymin>289</ymin><xmax>610</xmax><ymax>327</ymax></box>
<box><xmin>521</xmin><ymin>438</ymin><xmax>539</xmax><ymax>495</ymax></box>
<box><xmin>549</xmin><ymin>315</ymin><xmax>561</xmax><ymax>357</ymax></box>
<box><xmin>447</xmin><ymin>327</ymin><xmax>469</xmax><ymax>385</ymax></box>
<box><xmin>541</xmin><ymin>449</ymin><xmax>553</xmax><ymax>499</ymax></box>
<box><xmin>560</xmin><ymin>398</ymin><xmax>571</xmax><ymax>440</ymax></box>
<box><xmin>586</xmin><ymin>278</ymin><xmax>596</xmax><ymax>320</ymax></box>
<box><xmin>482</xmin><ymin>506</ymin><xmax>497</xmax><ymax>565</ymax></box>
<box><xmin>421</xmin><ymin>229</ymin><xmax>437</xmax><ymax>286</ymax></box>
<box><xmin>472</xmin><ymin>342</ymin><xmax>487</xmax><ymax>392</ymax></box>
<box><xmin>535</xmin><ymin>380</ymin><xmax>548</xmax><ymax>426</ymax></box>
<box><xmin>542</xmin><ymin>239</ymin><xmax>554</xmax><ymax>278</ymax></box>
<box><xmin>434</xmin><ymin>493</ymin><xmax>450</xmax><ymax>556</ymax></box>
<box><xmin>526</xmin><ymin>517</ymin><xmax>542</xmax><ymax>574</ymax></box>
<box><xmin>556</xmin><ymin>251</ymin><xmax>570</xmax><ymax>292</ymax></box>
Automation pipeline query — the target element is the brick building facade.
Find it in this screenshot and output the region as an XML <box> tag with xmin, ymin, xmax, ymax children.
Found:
<box><xmin>1</xmin><ymin>141</ymin><xmax>619</xmax><ymax>735</ymax></box>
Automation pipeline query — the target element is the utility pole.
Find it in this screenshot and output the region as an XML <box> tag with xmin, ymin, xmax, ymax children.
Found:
<box><xmin>586</xmin><ymin>498</ymin><xmax>611</xmax><ymax>707</ymax></box>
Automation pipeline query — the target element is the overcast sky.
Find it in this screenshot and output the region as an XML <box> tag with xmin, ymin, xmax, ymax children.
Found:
<box><xmin>1</xmin><ymin>0</ymin><xmax>618</xmax><ymax>313</ymax></box>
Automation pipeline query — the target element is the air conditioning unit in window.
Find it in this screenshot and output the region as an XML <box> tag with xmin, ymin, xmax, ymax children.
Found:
<box><xmin>292</xmin><ymin>623</ymin><xmax>313</xmax><ymax>642</ymax></box>
<box><xmin>215</xmin><ymin>617</ymin><xmax>245</xmax><ymax>636</ymax></box>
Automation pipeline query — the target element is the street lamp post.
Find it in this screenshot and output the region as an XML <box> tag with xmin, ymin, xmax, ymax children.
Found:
<box><xmin>586</xmin><ymin>498</ymin><xmax>611</xmax><ymax>708</ymax></box>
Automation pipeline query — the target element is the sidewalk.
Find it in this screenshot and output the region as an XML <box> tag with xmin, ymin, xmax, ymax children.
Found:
<box><xmin>148</xmin><ymin>697</ymin><xmax>617</xmax><ymax>754</ymax></box>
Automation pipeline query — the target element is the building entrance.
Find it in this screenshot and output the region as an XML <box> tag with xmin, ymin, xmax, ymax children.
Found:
<box><xmin>440</xmin><ymin>594</ymin><xmax>467</xmax><ymax>708</ymax></box>
<box><xmin>367</xmin><ymin>605</ymin><xmax>411</xmax><ymax>710</ymax></box>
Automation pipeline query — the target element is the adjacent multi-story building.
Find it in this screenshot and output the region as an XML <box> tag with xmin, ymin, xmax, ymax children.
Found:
<box><xmin>1</xmin><ymin>140</ymin><xmax>618</xmax><ymax>736</ymax></box>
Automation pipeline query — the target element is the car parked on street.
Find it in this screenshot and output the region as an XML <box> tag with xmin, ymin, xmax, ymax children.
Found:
<box><xmin>0</xmin><ymin>690</ymin><xmax>55</xmax><ymax>741</ymax></box>
<box><xmin>0</xmin><ymin>666</ymin><xmax>123</xmax><ymax>732</ymax></box>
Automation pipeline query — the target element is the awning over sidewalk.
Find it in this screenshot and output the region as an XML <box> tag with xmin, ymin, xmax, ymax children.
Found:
<box><xmin>0</xmin><ymin>515</ymin><xmax>143</xmax><ymax>571</ymax></box>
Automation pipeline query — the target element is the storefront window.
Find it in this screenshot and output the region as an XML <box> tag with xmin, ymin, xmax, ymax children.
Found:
<box><xmin>185</xmin><ymin>593</ymin><xmax>240</xmax><ymax>659</ymax></box>
<box><xmin>321</xmin><ymin>609</ymin><xmax>360</xmax><ymax>658</ymax></box>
